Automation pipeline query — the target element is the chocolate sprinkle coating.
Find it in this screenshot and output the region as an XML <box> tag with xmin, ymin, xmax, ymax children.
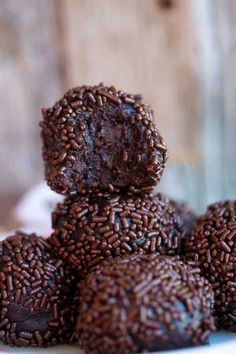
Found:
<box><xmin>40</xmin><ymin>83</ymin><xmax>168</xmax><ymax>195</ymax></box>
<box><xmin>0</xmin><ymin>232</ymin><xmax>78</xmax><ymax>347</ymax></box>
<box><xmin>77</xmin><ymin>254</ymin><xmax>215</xmax><ymax>354</ymax></box>
<box><xmin>50</xmin><ymin>192</ymin><xmax>184</xmax><ymax>276</ymax></box>
<box><xmin>170</xmin><ymin>199</ymin><xmax>197</xmax><ymax>236</ymax></box>
<box><xmin>184</xmin><ymin>200</ymin><xmax>236</xmax><ymax>331</ymax></box>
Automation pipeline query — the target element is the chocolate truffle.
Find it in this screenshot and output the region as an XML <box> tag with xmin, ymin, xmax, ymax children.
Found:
<box><xmin>40</xmin><ymin>83</ymin><xmax>168</xmax><ymax>195</ymax></box>
<box><xmin>50</xmin><ymin>192</ymin><xmax>184</xmax><ymax>275</ymax></box>
<box><xmin>0</xmin><ymin>232</ymin><xmax>78</xmax><ymax>347</ymax></box>
<box><xmin>184</xmin><ymin>200</ymin><xmax>236</xmax><ymax>331</ymax></box>
<box><xmin>77</xmin><ymin>254</ymin><xmax>215</xmax><ymax>354</ymax></box>
<box><xmin>170</xmin><ymin>199</ymin><xmax>197</xmax><ymax>235</ymax></box>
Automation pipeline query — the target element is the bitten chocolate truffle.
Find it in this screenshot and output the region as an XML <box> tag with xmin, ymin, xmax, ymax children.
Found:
<box><xmin>170</xmin><ymin>199</ymin><xmax>197</xmax><ymax>235</ymax></box>
<box><xmin>50</xmin><ymin>192</ymin><xmax>184</xmax><ymax>275</ymax></box>
<box><xmin>40</xmin><ymin>83</ymin><xmax>168</xmax><ymax>195</ymax></box>
<box><xmin>0</xmin><ymin>232</ymin><xmax>78</xmax><ymax>347</ymax></box>
<box><xmin>184</xmin><ymin>200</ymin><xmax>236</xmax><ymax>331</ymax></box>
<box><xmin>77</xmin><ymin>254</ymin><xmax>215</xmax><ymax>354</ymax></box>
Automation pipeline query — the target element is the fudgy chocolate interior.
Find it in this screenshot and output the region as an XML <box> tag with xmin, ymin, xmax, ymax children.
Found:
<box><xmin>73</xmin><ymin>103</ymin><xmax>157</xmax><ymax>188</ymax></box>
<box><xmin>8</xmin><ymin>303</ymin><xmax>52</xmax><ymax>333</ymax></box>
<box><xmin>45</xmin><ymin>102</ymin><xmax>162</xmax><ymax>194</ymax></box>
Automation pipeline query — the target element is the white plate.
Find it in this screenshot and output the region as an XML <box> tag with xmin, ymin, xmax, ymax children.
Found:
<box><xmin>0</xmin><ymin>332</ymin><xmax>236</xmax><ymax>354</ymax></box>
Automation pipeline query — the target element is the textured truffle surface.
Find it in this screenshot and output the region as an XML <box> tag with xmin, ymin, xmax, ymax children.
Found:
<box><xmin>77</xmin><ymin>254</ymin><xmax>215</xmax><ymax>354</ymax></box>
<box><xmin>40</xmin><ymin>83</ymin><xmax>168</xmax><ymax>195</ymax></box>
<box><xmin>50</xmin><ymin>193</ymin><xmax>184</xmax><ymax>275</ymax></box>
<box><xmin>0</xmin><ymin>232</ymin><xmax>78</xmax><ymax>347</ymax></box>
<box><xmin>184</xmin><ymin>200</ymin><xmax>236</xmax><ymax>331</ymax></box>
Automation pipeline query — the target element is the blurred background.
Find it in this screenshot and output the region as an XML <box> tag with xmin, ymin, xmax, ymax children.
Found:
<box><xmin>0</xmin><ymin>0</ymin><xmax>236</xmax><ymax>233</ymax></box>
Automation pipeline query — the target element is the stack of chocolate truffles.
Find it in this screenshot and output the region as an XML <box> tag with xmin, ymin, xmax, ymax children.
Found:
<box><xmin>40</xmin><ymin>84</ymin><xmax>215</xmax><ymax>352</ymax></box>
<box><xmin>0</xmin><ymin>83</ymin><xmax>216</xmax><ymax>353</ymax></box>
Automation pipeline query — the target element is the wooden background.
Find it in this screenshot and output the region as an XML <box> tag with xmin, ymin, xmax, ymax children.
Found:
<box><xmin>1</xmin><ymin>0</ymin><xmax>236</xmax><ymax>228</ymax></box>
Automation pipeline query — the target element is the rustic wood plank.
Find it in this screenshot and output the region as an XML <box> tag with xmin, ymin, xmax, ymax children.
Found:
<box><xmin>192</xmin><ymin>0</ymin><xmax>236</xmax><ymax>208</ymax></box>
<box><xmin>213</xmin><ymin>0</ymin><xmax>236</xmax><ymax>202</ymax></box>
<box><xmin>191</xmin><ymin>0</ymin><xmax>225</xmax><ymax>209</ymax></box>
<box><xmin>3</xmin><ymin>0</ymin><xmax>236</xmax><ymax>215</ymax></box>
<box><xmin>0</xmin><ymin>0</ymin><xmax>63</xmax><ymax>198</ymax></box>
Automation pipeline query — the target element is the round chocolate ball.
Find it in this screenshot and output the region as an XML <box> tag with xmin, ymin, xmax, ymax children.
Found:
<box><xmin>77</xmin><ymin>254</ymin><xmax>215</xmax><ymax>354</ymax></box>
<box><xmin>170</xmin><ymin>199</ymin><xmax>197</xmax><ymax>235</ymax></box>
<box><xmin>184</xmin><ymin>200</ymin><xmax>236</xmax><ymax>331</ymax></box>
<box><xmin>0</xmin><ymin>232</ymin><xmax>78</xmax><ymax>347</ymax></box>
<box><xmin>40</xmin><ymin>83</ymin><xmax>168</xmax><ymax>195</ymax></box>
<box><xmin>50</xmin><ymin>192</ymin><xmax>184</xmax><ymax>275</ymax></box>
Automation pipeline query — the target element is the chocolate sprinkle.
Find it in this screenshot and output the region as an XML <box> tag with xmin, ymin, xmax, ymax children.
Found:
<box><xmin>184</xmin><ymin>200</ymin><xmax>236</xmax><ymax>331</ymax></box>
<box><xmin>50</xmin><ymin>193</ymin><xmax>184</xmax><ymax>276</ymax></box>
<box><xmin>0</xmin><ymin>232</ymin><xmax>78</xmax><ymax>347</ymax></box>
<box><xmin>77</xmin><ymin>254</ymin><xmax>215</xmax><ymax>354</ymax></box>
<box><xmin>40</xmin><ymin>83</ymin><xmax>168</xmax><ymax>195</ymax></box>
